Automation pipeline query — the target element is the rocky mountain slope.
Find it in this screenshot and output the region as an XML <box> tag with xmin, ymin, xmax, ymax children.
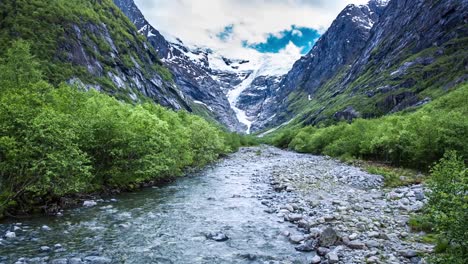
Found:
<box><xmin>113</xmin><ymin>0</ymin><xmax>245</xmax><ymax>131</ymax></box>
<box><xmin>0</xmin><ymin>0</ymin><xmax>190</xmax><ymax>110</ymax></box>
<box><xmin>248</xmin><ymin>0</ymin><xmax>467</xmax><ymax>132</ymax></box>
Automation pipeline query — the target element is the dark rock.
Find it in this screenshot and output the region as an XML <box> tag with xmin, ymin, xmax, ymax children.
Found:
<box><xmin>205</xmin><ymin>232</ymin><xmax>229</xmax><ymax>242</ymax></box>
<box><xmin>50</xmin><ymin>259</ymin><xmax>68</xmax><ymax>264</ymax></box>
<box><xmin>319</xmin><ymin>227</ymin><xmax>338</xmax><ymax>247</ymax></box>
<box><xmin>399</xmin><ymin>249</ymin><xmax>418</xmax><ymax>258</ymax></box>
<box><xmin>84</xmin><ymin>256</ymin><xmax>112</xmax><ymax>264</ymax></box>
<box><xmin>295</xmin><ymin>239</ymin><xmax>319</xmax><ymax>252</ymax></box>
<box><xmin>334</xmin><ymin>106</ymin><xmax>361</xmax><ymax>122</ymax></box>
<box><xmin>348</xmin><ymin>240</ymin><xmax>366</xmax><ymax>249</ymax></box>
<box><xmin>317</xmin><ymin>247</ymin><xmax>331</xmax><ymax>256</ymax></box>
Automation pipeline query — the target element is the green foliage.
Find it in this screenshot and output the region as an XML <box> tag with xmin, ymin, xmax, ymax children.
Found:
<box><xmin>408</xmin><ymin>215</ymin><xmax>433</xmax><ymax>233</ymax></box>
<box><xmin>0</xmin><ymin>40</ymin><xmax>238</xmax><ymax>216</ymax></box>
<box><xmin>364</xmin><ymin>165</ymin><xmax>422</xmax><ymax>187</ymax></box>
<box><xmin>425</xmin><ymin>152</ymin><xmax>467</xmax><ymax>263</ymax></box>
<box><xmin>274</xmin><ymin>83</ymin><xmax>468</xmax><ymax>170</ymax></box>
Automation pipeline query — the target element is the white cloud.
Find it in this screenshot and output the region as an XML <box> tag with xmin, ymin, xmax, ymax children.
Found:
<box><xmin>134</xmin><ymin>0</ymin><xmax>369</xmax><ymax>62</ymax></box>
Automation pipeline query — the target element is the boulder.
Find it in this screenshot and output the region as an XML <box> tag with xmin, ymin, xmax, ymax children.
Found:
<box><xmin>319</xmin><ymin>227</ymin><xmax>338</xmax><ymax>247</ymax></box>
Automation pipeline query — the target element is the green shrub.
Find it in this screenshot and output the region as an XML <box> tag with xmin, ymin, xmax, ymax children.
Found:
<box><xmin>425</xmin><ymin>152</ymin><xmax>467</xmax><ymax>263</ymax></box>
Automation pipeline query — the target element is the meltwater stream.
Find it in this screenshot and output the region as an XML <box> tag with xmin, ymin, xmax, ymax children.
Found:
<box><xmin>0</xmin><ymin>148</ymin><xmax>309</xmax><ymax>264</ymax></box>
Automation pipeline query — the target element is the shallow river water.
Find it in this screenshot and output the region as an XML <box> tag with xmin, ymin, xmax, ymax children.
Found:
<box><xmin>0</xmin><ymin>148</ymin><xmax>310</xmax><ymax>264</ymax></box>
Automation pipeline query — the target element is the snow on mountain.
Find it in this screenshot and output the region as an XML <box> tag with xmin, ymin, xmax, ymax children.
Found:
<box><xmin>163</xmin><ymin>41</ymin><xmax>301</xmax><ymax>133</ymax></box>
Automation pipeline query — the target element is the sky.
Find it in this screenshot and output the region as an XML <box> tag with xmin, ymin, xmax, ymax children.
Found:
<box><xmin>134</xmin><ymin>0</ymin><xmax>369</xmax><ymax>66</ymax></box>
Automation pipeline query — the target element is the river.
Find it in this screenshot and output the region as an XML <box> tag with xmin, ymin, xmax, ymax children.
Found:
<box><xmin>0</xmin><ymin>147</ymin><xmax>432</xmax><ymax>264</ymax></box>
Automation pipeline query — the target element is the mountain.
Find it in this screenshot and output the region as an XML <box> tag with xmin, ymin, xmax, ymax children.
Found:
<box><xmin>247</xmin><ymin>0</ymin><xmax>467</xmax><ymax>132</ymax></box>
<box><xmin>0</xmin><ymin>0</ymin><xmax>190</xmax><ymax>110</ymax></box>
<box><xmin>113</xmin><ymin>0</ymin><xmax>245</xmax><ymax>131</ymax></box>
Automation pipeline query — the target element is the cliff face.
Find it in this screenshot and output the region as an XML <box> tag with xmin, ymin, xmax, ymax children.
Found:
<box><xmin>0</xmin><ymin>0</ymin><xmax>189</xmax><ymax>110</ymax></box>
<box><xmin>253</xmin><ymin>0</ymin><xmax>467</xmax><ymax>131</ymax></box>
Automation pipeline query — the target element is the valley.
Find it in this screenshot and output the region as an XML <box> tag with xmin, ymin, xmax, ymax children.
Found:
<box><xmin>0</xmin><ymin>0</ymin><xmax>466</xmax><ymax>263</ymax></box>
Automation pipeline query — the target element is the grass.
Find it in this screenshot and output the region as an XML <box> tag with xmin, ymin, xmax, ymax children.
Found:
<box><xmin>345</xmin><ymin>159</ymin><xmax>425</xmax><ymax>187</ymax></box>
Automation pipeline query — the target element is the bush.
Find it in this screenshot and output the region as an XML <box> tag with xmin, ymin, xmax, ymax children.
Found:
<box><xmin>425</xmin><ymin>152</ymin><xmax>467</xmax><ymax>263</ymax></box>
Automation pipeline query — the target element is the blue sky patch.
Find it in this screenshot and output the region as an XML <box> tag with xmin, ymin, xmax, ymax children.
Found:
<box><xmin>242</xmin><ymin>25</ymin><xmax>320</xmax><ymax>54</ymax></box>
<box><xmin>216</xmin><ymin>24</ymin><xmax>235</xmax><ymax>41</ymax></box>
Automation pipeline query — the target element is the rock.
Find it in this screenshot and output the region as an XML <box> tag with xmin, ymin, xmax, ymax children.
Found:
<box><xmin>411</xmin><ymin>201</ymin><xmax>424</xmax><ymax>212</ymax></box>
<box><xmin>368</xmin><ymin>231</ymin><xmax>379</xmax><ymax>238</ymax></box>
<box><xmin>366</xmin><ymin>256</ymin><xmax>380</xmax><ymax>263</ymax></box>
<box><xmin>289</xmin><ymin>235</ymin><xmax>305</xmax><ymax>244</ymax></box>
<box><xmin>365</xmin><ymin>240</ymin><xmax>380</xmax><ymax>248</ymax></box>
<box><xmin>83</xmin><ymin>200</ymin><xmax>97</xmax><ymax>207</ymax></box>
<box><xmin>310</xmin><ymin>255</ymin><xmax>322</xmax><ymax>264</ymax></box>
<box><xmin>309</xmin><ymin>228</ymin><xmax>321</xmax><ymax>238</ymax></box>
<box><xmin>348</xmin><ymin>240</ymin><xmax>366</xmax><ymax>249</ymax></box>
<box><xmin>311</xmin><ymin>255</ymin><xmax>321</xmax><ymax>264</ymax></box>
<box><xmin>69</xmin><ymin>258</ymin><xmax>84</xmax><ymax>264</ymax></box>
<box><xmin>341</xmin><ymin>235</ymin><xmax>350</xmax><ymax>245</ymax></box>
<box><xmin>282</xmin><ymin>204</ymin><xmax>294</xmax><ymax>212</ymax></box>
<box><xmin>349</xmin><ymin>233</ymin><xmax>359</xmax><ymax>240</ymax></box>
<box><xmin>295</xmin><ymin>239</ymin><xmax>318</xmax><ymax>252</ymax></box>
<box><xmin>40</xmin><ymin>246</ymin><xmax>51</xmax><ymax>252</ymax></box>
<box><xmin>54</xmin><ymin>244</ymin><xmax>63</xmax><ymax>249</ymax></box>
<box><xmin>41</xmin><ymin>225</ymin><xmax>51</xmax><ymax>231</ymax></box>
<box><xmin>399</xmin><ymin>249</ymin><xmax>418</xmax><ymax>258</ymax></box>
<box><xmin>5</xmin><ymin>231</ymin><xmax>16</xmax><ymax>239</ymax></box>
<box><xmin>297</xmin><ymin>219</ymin><xmax>310</xmax><ymax>229</ymax></box>
<box><xmin>287</xmin><ymin>213</ymin><xmax>303</xmax><ymax>222</ymax></box>
<box><xmin>414</xmin><ymin>191</ymin><xmax>425</xmax><ymax>201</ymax></box>
<box><xmin>326</xmin><ymin>252</ymin><xmax>339</xmax><ymax>263</ymax></box>
<box><xmin>205</xmin><ymin>232</ymin><xmax>229</xmax><ymax>242</ymax></box>
<box><xmin>84</xmin><ymin>256</ymin><xmax>112</xmax><ymax>264</ymax></box>
<box><xmin>319</xmin><ymin>227</ymin><xmax>338</xmax><ymax>247</ymax></box>
<box><xmin>50</xmin><ymin>259</ymin><xmax>68</xmax><ymax>264</ymax></box>
<box><xmin>317</xmin><ymin>247</ymin><xmax>330</xmax><ymax>256</ymax></box>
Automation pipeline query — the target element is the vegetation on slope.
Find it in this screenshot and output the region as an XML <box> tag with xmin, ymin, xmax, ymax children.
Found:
<box><xmin>284</xmin><ymin>37</ymin><xmax>468</xmax><ymax>128</ymax></box>
<box><xmin>266</xmin><ymin>83</ymin><xmax>467</xmax><ymax>170</ymax></box>
<box><xmin>0</xmin><ymin>41</ymin><xmax>246</xmax><ymax>218</ymax></box>
<box><xmin>0</xmin><ymin>0</ymin><xmax>174</xmax><ymax>102</ymax></box>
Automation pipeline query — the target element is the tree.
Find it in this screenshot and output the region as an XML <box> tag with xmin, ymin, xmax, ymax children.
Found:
<box><xmin>0</xmin><ymin>40</ymin><xmax>42</xmax><ymax>90</ymax></box>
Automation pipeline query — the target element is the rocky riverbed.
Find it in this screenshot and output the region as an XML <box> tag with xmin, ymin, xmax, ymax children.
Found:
<box><xmin>0</xmin><ymin>146</ymin><xmax>431</xmax><ymax>264</ymax></box>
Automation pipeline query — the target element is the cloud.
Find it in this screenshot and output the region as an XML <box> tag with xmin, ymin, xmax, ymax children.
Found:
<box><xmin>134</xmin><ymin>0</ymin><xmax>369</xmax><ymax>61</ymax></box>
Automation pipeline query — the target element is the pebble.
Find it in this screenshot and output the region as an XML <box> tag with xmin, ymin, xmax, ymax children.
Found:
<box><xmin>83</xmin><ymin>200</ymin><xmax>97</xmax><ymax>207</ymax></box>
<box><xmin>40</xmin><ymin>246</ymin><xmax>51</xmax><ymax>252</ymax></box>
<box><xmin>289</xmin><ymin>234</ymin><xmax>305</xmax><ymax>244</ymax></box>
<box><xmin>349</xmin><ymin>233</ymin><xmax>358</xmax><ymax>240</ymax></box>
<box><xmin>310</xmin><ymin>255</ymin><xmax>321</xmax><ymax>264</ymax></box>
<box><xmin>5</xmin><ymin>231</ymin><xmax>16</xmax><ymax>239</ymax></box>
<box><xmin>326</xmin><ymin>252</ymin><xmax>339</xmax><ymax>263</ymax></box>
<box><xmin>399</xmin><ymin>249</ymin><xmax>418</xmax><ymax>258</ymax></box>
